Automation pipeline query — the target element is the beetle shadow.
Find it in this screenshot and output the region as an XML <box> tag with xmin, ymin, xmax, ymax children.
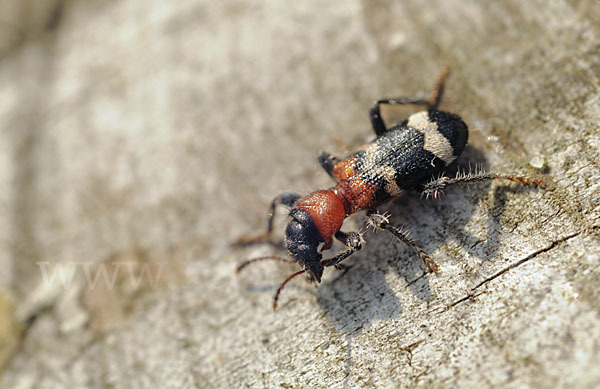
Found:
<box><xmin>312</xmin><ymin>146</ymin><xmax>501</xmax><ymax>383</ymax></box>
<box><xmin>236</xmin><ymin>144</ymin><xmax>536</xmax><ymax>380</ymax></box>
<box><xmin>313</xmin><ymin>145</ymin><xmax>519</xmax><ymax>336</ymax></box>
<box><xmin>481</xmin><ymin>183</ymin><xmax>543</xmax><ymax>260</ymax></box>
<box><xmin>420</xmin><ymin>145</ymin><xmax>542</xmax><ymax>266</ymax></box>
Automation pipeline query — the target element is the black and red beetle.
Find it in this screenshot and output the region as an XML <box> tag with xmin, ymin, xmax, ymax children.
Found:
<box><xmin>236</xmin><ymin>65</ymin><xmax>542</xmax><ymax>310</ymax></box>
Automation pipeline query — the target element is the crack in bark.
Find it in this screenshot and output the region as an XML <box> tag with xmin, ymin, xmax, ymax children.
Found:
<box><xmin>472</xmin><ymin>231</ymin><xmax>581</xmax><ymax>291</ymax></box>
<box><xmin>436</xmin><ymin>291</ymin><xmax>486</xmax><ymax>314</ymax></box>
<box><xmin>437</xmin><ymin>231</ymin><xmax>581</xmax><ymax>313</ymax></box>
<box><xmin>400</xmin><ymin>339</ymin><xmax>424</xmax><ymax>367</ymax></box>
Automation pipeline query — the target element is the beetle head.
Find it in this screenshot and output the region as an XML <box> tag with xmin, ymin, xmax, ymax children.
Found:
<box><xmin>285</xmin><ymin>208</ymin><xmax>324</xmax><ymax>282</ymax></box>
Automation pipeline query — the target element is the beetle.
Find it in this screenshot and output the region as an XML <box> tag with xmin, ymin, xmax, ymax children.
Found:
<box><xmin>235</xmin><ymin>65</ymin><xmax>542</xmax><ymax>310</ymax></box>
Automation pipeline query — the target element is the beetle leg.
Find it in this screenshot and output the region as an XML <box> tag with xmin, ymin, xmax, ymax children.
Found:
<box><xmin>369</xmin><ymin>63</ymin><xmax>451</xmax><ymax>136</ymax></box>
<box><xmin>234</xmin><ymin>192</ymin><xmax>302</xmax><ymax>245</ymax></box>
<box><xmin>423</xmin><ymin>171</ymin><xmax>544</xmax><ymax>199</ymax></box>
<box><xmin>369</xmin><ymin>97</ymin><xmax>430</xmax><ymax>136</ymax></box>
<box><xmin>320</xmin><ymin>231</ymin><xmax>363</xmax><ymax>268</ymax></box>
<box><xmin>318</xmin><ymin>151</ymin><xmax>340</xmax><ymax>179</ymax></box>
<box><xmin>366</xmin><ymin>212</ymin><xmax>439</xmax><ymax>273</ymax></box>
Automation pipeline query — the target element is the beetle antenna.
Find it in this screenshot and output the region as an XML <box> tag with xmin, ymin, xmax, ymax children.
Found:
<box><xmin>236</xmin><ymin>256</ymin><xmax>295</xmax><ymax>273</ymax></box>
<box><xmin>273</xmin><ymin>269</ymin><xmax>307</xmax><ymax>311</ymax></box>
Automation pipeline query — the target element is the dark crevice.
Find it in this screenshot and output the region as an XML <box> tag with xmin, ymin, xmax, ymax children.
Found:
<box><xmin>438</xmin><ymin>231</ymin><xmax>581</xmax><ymax>313</ymax></box>
<box><xmin>400</xmin><ymin>339</ymin><xmax>424</xmax><ymax>367</ymax></box>
<box><xmin>472</xmin><ymin>231</ymin><xmax>581</xmax><ymax>291</ymax></box>
<box><xmin>437</xmin><ymin>291</ymin><xmax>486</xmax><ymax>314</ymax></box>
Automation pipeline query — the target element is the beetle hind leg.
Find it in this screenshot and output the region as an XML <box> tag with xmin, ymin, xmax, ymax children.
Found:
<box><xmin>369</xmin><ymin>97</ymin><xmax>430</xmax><ymax>136</ymax></box>
<box><xmin>369</xmin><ymin>63</ymin><xmax>452</xmax><ymax>136</ymax></box>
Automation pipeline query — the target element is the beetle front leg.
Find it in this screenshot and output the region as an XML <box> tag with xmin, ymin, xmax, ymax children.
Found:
<box><xmin>321</xmin><ymin>231</ymin><xmax>363</xmax><ymax>268</ymax></box>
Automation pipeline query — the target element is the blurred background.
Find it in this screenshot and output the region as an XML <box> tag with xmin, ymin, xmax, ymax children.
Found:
<box><xmin>0</xmin><ymin>0</ymin><xmax>599</xmax><ymax>387</ymax></box>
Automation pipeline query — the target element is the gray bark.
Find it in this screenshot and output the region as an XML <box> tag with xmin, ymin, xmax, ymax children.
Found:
<box><xmin>0</xmin><ymin>0</ymin><xmax>599</xmax><ymax>387</ymax></box>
